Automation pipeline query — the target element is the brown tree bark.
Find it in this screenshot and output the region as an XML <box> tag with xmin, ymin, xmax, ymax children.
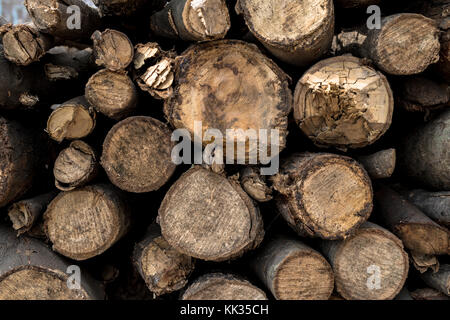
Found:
<box><xmin>101</xmin><ymin>116</ymin><xmax>176</xmax><ymax>193</ymax></box>
<box><xmin>158</xmin><ymin>166</ymin><xmax>264</xmax><ymax>262</ymax></box>
<box><xmin>236</xmin><ymin>0</ymin><xmax>334</xmax><ymax>66</ymax></box>
<box><xmin>356</xmin><ymin>148</ymin><xmax>396</xmax><ymax>179</ymax></box>
<box><xmin>271</xmin><ymin>152</ymin><xmax>373</xmax><ymax>240</ymax></box>
<box><xmin>44</xmin><ymin>184</ymin><xmax>131</xmax><ymax>260</ymax></box>
<box><xmin>294</xmin><ymin>55</ymin><xmax>393</xmax><ymax>150</ymax></box>
<box><xmin>320</xmin><ymin>222</ymin><xmax>409</xmax><ymax>300</ymax></box>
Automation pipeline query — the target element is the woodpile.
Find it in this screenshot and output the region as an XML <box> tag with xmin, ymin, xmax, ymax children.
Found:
<box><xmin>0</xmin><ymin>0</ymin><xmax>448</xmax><ymax>301</ymax></box>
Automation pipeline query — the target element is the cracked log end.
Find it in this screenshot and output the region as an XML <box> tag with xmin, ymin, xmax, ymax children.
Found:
<box><xmin>46</xmin><ymin>96</ymin><xmax>96</xmax><ymax>142</ymax></box>
<box><xmin>158</xmin><ymin>167</ymin><xmax>264</xmax><ymax>262</ymax></box>
<box><xmin>45</xmin><ymin>63</ymin><xmax>79</xmax><ymax>81</ymax></box>
<box><xmin>181</xmin><ymin>273</ymin><xmax>267</xmax><ymax>300</ymax></box>
<box><xmin>294</xmin><ymin>55</ymin><xmax>393</xmax><ymax>150</ymax></box>
<box><xmin>240</xmin><ymin>166</ymin><xmax>273</xmax><ymax>202</ymax></box>
<box><xmin>92</xmin><ymin>29</ymin><xmax>134</xmax><ymax>71</ymax></box>
<box><xmin>54</xmin><ymin>140</ymin><xmax>98</xmax><ymax>191</ymax></box>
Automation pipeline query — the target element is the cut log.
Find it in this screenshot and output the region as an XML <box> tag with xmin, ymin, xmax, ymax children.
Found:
<box><xmin>0</xmin><ymin>23</ymin><xmax>53</xmax><ymax>66</ymax></box>
<box><xmin>133</xmin><ymin>224</ymin><xmax>195</xmax><ymax>297</ymax></box>
<box><xmin>375</xmin><ymin>186</ymin><xmax>450</xmax><ymax>256</ymax></box>
<box><xmin>91</xmin><ymin>29</ymin><xmax>134</xmax><ymax>71</ymax></box>
<box><xmin>25</xmin><ymin>0</ymin><xmax>101</xmax><ymax>41</ymax></box>
<box><xmin>293</xmin><ymin>55</ymin><xmax>393</xmax><ymax>150</ymax></box>
<box><xmin>46</xmin><ymin>96</ymin><xmax>96</xmax><ymax>142</ymax></box>
<box><xmin>364</xmin><ymin>14</ymin><xmax>440</xmax><ymax>75</ymax></box>
<box><xmin>8</xmin><ymin>191</ymin><xmax>57</xmax><ymax>236</ymax></box>
<box><xmin>101</xmin><ymin>116</ymin><xmax>176</xmax><ymax>193</ymax></box>
<box><xmin>335</xmin><ymin>0</ymin><xmax>380</xmax><ymax>8</ymax></box>
<box><xmin>240</xmin><ymin>166</ymin><xmax>272</xmax><ymax>202</ymax></box>
<box><xmin>271</xmin><ymin>152</ymin><xmax>373</xmax><ymax>240</ymax></box>
<box><xmin>181</xmin><ymin>273</ymin><xmax>267</xmax><ymax>300</ymax></box>
<box><xmin>398</xmin><ymin>189</ymin><xmax>450</xmax><ymax>228</ymax></box>
<box><xmin>0</xmin><ymin>117</ymin><xmax>39</xmax><ymax>208</ymax></box>
<box><xmin>357</xmin><ymin>148</ymin><xmax>396</xmax><ymax>179</ymax></box>
<box><xmin>320</xmin><ymin>222</ymin><xmax>409</xmax><ymax>300</ymax></box>
<box><xmin>251</xmin><ymin>237</ymin><xmax>334</xmax><ymax>300</ymax></box>
<box><xmin>0</xmin><ymin>224</ymin><xmax>104</xmax><ymax>300</ymax></box>
<box><xmin>85</xmin><ymin>69</ymin><xmax>138</xmax><ymax>120</ymax></box>
<box><xmin>150</xmin><ymin>0</ymin><xmax>231</xmax><ymax>41</ymax></box>
<box><xmin>421</xmin><ymin>264</ymin><xmax>450</xmax><ymax>296</ymax></box>
<box><xmin>158</xmin><ymin>166</ymin><xmax>264</xmax><ymax>261</ymax></box>
<box><xmin>54</xmin><ymin>140</ymin><xmax>98</xmax><ymax>191</ymax></box>
<box><xmin>398</xmin><ymin>109</ymin><xmax>450</xmax><ymax>190</ymax></box>
<box><xmin>164</xmin><ymin>40</ymin><xmax>292</xmax><ymax>163</ymax></box>
<box><xmin>236</xmin><ymin>0</ymin><xmax>334</xmax><ymax>66</ymax></box>
<box><xmin>44</xmin><ymin>184</ymin><xmax>130</xmax><ymax>260</ymax></box>
<box><xmin>397</xmin><ymin>76</ymin><xmax>449</xmax><ymax>112</ymax></box>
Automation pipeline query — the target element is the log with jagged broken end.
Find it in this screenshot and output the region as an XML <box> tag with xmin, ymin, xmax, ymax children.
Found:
<box><xmin>0</xmin><ymin>23</ymin><xmax>53</xmax><ymax>66</ymax></box>
<box><xmin>239</xmin><ymin>166</ymin><xmax>273</xmax><ymax>202</ymax></box>
<box><xmin>409</xmin><ymin>251</ymin><xmax>440</xmax><ymax>274</ymax></box>
<box><xmin>150</xmin><ymin>0</ymin><xmax>231</xmax><ymax>41</ymax></box>
<box><xmin>46</xmin><ymin>96</ymin><xmax>96</xmax><ymax>142</ymax></box>
<box><xmin>133</xmin><ymin>42</ymin><xmax>175</xmax><ymax>99</ymax></box>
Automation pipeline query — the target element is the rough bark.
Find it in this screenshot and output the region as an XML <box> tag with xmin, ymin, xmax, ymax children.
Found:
<box><xmin>357</xmin><ymin>148</ymin><xmax>396</xmax><ymax>179</ymax></box>
<box><xmin>164</xmin><ymin>40</ymin><xmax>292</xmax><ymax>163</ymax></box>
<box><xmin>0</xmin><ymin>117</ymin><xmax>39</xmax><ymax>208</ymax></box>
<box><xmin>0</xmin><ymin>23</ymin><xmax>53</xmax><ymax>66</ymax></box>
<box><xmin>8</xmin><ymin>191</ymin><xmax>57</xmax><ymax>236</ymax></box>
<box><xmin>181</xmin><ymin>273</ymin><xmax>267</xmax><ymax>300</ymax></box>
<box><xmin>91</xmin><ymin>29</ymin><xmax>134</xmax><ymax>71</ymax></box>
<box><xmin>251</xmin><ymin>237</ymin><xmax>334</xmax><ymax>300</ymax></box>
<box><xmin>93</xmin><ymin>0</ymin><xmax>165</xmax><ymax>17</ymax></box>
<box><xmin>240</xmin><ymin>166</ymin><xmax>272</xmax><ymax>202</ymax></box>
<box><xmin>54</xmin><ymin>140</ymin><xmax>99</xmax><ymax>191</ymax></box>
<box><xmin>271</xmin><ymin>152</ymin><xmax>373</xmax><ymax>240</ymax></box>
<box><xmin>46</xmin><ymin>96</ymin><xmax>96</xmax><ymax>142</ymax></box>
<box><xmin>44</xmin><ymin>184</ymin><xmax>131</xmax><ymax>260</ymax></box>
<box><xmin>293</xmin><ymin>55</ymin><xmax>393</xmax><ymax>150</ymax></box>
<box><xmin>410</xmin><ymin>288</ymin><xmax>450</xmax><ymax>300</ymax></box>
<box><xmin>320</xmin><ymin>222</ymin><xmax>409</xmax><ymax>300</ymax></box>
<box><xmin>410</xmin><ymin>251</ymin><xmax>440</xmax><ymax>274</ymax></box>
<box><xmin>421</xmin><ymin>264</ymin><xmax>450</xmax><ymax>296</ymax></box>
<box><xmin>85</xmin><ymin>69</ymin><xmax>138</xmax><ymax>120</ymax></box>
<box><xmin>398</xmin><ymin>109</ymin><xmax>450</xmax><ymax>190</ymax></box>
<box><xmin>25</xmin><ymin>0</ymin><xmax>101</xmax><ymax>41</ymax></box>
<box><xmin>132</xmin><ymin>224</ymin><xmax>195</xmax><ymax>297</ymax></box>
<box><xmin>101</xmin><ymin>116</ymin><xmax>176</xmax><ymax>193</ymax></box>
<box><xmin>375</xmin><ymin>185</ymin><xmax>450</xmax><ymax>256</ymax></box>
<box><xmin>236</xmin><ymin>0</ymin><xmax>334</xmax><ymax>66</ymax></box>
<box><xmin>0</xmin><ymin>224</ymin><xmax>104</xmax><ymax>300</ymax></box>
<box><xmin>158</xmin><ymin>166</ymin><xmax>264</xmax><ymax>262</ymax></box>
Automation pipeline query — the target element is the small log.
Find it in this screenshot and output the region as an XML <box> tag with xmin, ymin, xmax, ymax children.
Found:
<box><xmin>236</xmin><ymin>0</ymin><xmax>334</xmax><ymax>66</ymax></box>
<box><xmin>335</xmin><ymin>0</ymin><xmax>380</xmax><ymax>8</ymax></box>
<box><xmin>54</xmin><ymin>140</ymin><xmax>99</xmax><ymax>191</ymax></box>
<box><xmin>251</xmin><ymin>237</ymin><xmax>334</xmax><ymax>300</ymax></box>
<box><xmin>411</xmin><ymin>288</ymin><xmax>450</xmax><ymax>300</ymax></box>
<box><xmin>364</xmin><ymin>14</ymin><xmax>440</xmax><ymax>75</ymax></box>
<box><xmin>421</xmin><ymin>264</ymin><xmax>450</xmax><ymax>296</ymax></box>
<box><xmin>25</xmin><ymin>0</ymin><xmax>101</xmax><ymax>41</ymax></box>
<box><xmin>181</xmin><ymin>273</ymin><xmax>267</xmax><ymax>300</ymax></box>
<box><xmin>240</xmin><ymin>166</ymin><xmax>272</xmax><ymax>202</ymax></box>
<box><xmin>0</xmin><ymin>117</ymin><xmax>39</xmax><ymax>208</ymax></box>
<box><xmin>398</xmin><ymin>109</ymin><xmax>450</xmax><ymax>190</ymax></box>
<box><xmin>150</xmin><ymin>0</ymin><xmax>231</xmax><ymax>41</ymax></box>
<box><xmin>8</xmin><ymin>191</ymin><xmax>57</xmax><ymax>236</ymax></box>
<box><xmin>293</xmin><ymin>55</ymin><xmax>393</xmax><ymax>150</ymax></box>
<box><xmin>44</xmin><ymin>184</ymin><xmax>130</xmax><ymax>261</ymax></box>
<box><xmin>356</xmin><ymin>148</ymin><xmax>396</xmax><ymax>179</ymax></box>
<box><xmin>85</xmin><ymin>69</ymin><xmax>138</xmax><ymax>120</ymax></box>
<box><xmin>320</xmin><ymin>222</ymin><xmax>409</xmax><ymax>300</ymax></box>
<box><xmin>164</xmin><ymin>40</ymin><xmax>292</xmax><ymax>163</ymax></box>
<box><xmin>101</xmin><ymin>116</ymin><xmax>176</xmax><ymax>193</ymax></box>
<box><xmin>91</xmin><ymin>29</ymin><xmax>134</xmax><ymax>71</ymax></box>
<box><xmin>410</xmin><ymin>251</ymin><xmax>440</xmax><ymax>274</ymax></box>
<box><xmin>0</xmin><ymin>23</ymin><xmax>53</xmax><ymax>66</ymax></box>
<box><xmin>375</xmin><ymin>186</ymin><xmax>450</xmax><ymax>256</ymax></box>
<box><xmin>397</xmin><ymin>76</ymin><xmax>449</xmax><ymax>112</ymax></box>
<box><xmin>44</xmin><ymin>46</ymin><xmax>96</xmax><ymax>81</ymax></box>
<box><xmin>398</xmin><ymin>189</ymin><xmax>450</xmax><ymax>228</ymax></box>
<box><xmin>0</xmin><ymin>224</ymin><xmax>104</xmax><ymax>300</ymax></box>
<box><xmin>133</xmin><ymin>224</ymin><xmax>195</xmax><ymax>297</ymax></box>
<box><xmin>46</xmin><ymin>96</ymin><xmax>96</xmax><ymax>142</ymax></box>
<box><xmin>158</xmin><ymin>166</ymin><xmax>264</xmax><ymax>261</ymax></box>
<box><xmin>271</xmin><ymin>152</ymin><xmax>373</xmax><ymax>240</ymax></box>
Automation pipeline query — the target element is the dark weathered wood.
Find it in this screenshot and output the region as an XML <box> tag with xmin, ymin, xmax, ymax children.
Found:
<box><xmin>421</xmin><ymin>264</ymin><xmax>450</xmax><ymax>296</ymax></box>
<box><xmin>240</xmin><ymin>166</ymin><xmax>272</xmax><ymax>202</ymax></box>
<box><xmin>357</xmin><ymin>149</ymin><xmax>396</xmax><ymax>179</ymax></box>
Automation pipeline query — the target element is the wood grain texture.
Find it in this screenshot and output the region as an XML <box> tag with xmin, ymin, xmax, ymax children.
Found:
<box><xmin>92</xmin><ymin>29</ymin><xmax>134</xmax><ymax>71</ymax></box>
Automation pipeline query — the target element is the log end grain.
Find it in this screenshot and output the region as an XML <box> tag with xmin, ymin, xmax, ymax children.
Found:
<box><xmin>92</xmin><ymin>29</ymin><xmax>134</xmax><ymax>71</ymax></box>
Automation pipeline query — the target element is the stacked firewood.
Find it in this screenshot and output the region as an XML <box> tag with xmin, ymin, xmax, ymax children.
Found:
<box><xmin>0</xmin><ymin>0</ymin><xmax>449</xmax><ymax>300</ymax></box>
